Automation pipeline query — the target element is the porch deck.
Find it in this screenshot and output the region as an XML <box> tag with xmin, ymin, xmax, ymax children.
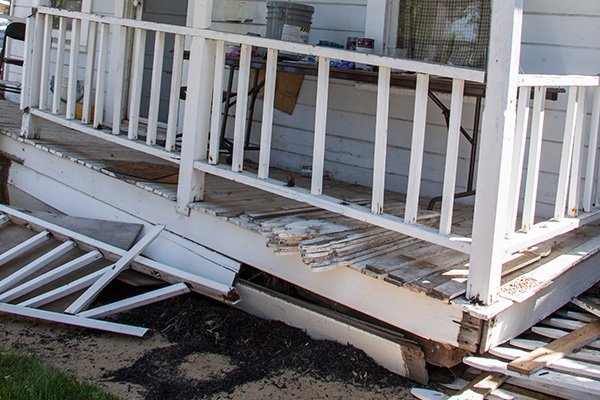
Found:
<box><xmin>2</xmin><ymin>99</ymin><xmax>599</xmax><ymax>308</ymax></box>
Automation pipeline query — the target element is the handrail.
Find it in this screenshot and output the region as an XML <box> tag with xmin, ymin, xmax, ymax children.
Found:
<box><xmin>37</xmin><ymin>6</ymin><xmax>486</xmax><ymax>83</ymax></box>
<box><xmin>518</xmin><ymin>74</ymin><xmax>600</xmax><ymax>88</ymax></box>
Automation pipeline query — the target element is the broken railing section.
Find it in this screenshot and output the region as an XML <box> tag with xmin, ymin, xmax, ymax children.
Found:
<box><xmin>0</xmin><ymin>206</ymin><xmax>239</xmax><ymax>337</ymax></box>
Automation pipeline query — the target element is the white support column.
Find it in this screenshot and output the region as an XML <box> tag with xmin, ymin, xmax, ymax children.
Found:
<box><xmin>176</xmin><ymin>0</ymin><xmax>215</xmax><ymax>215</ymax></box>
<box><xmin>467</xmin><ymin>0</ymin><xmax>524</xmax><ymax>305</ymax></box>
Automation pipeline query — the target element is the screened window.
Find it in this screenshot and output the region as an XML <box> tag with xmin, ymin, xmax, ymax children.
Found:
<box><xmin>51</xmin><ymin>0</ymin><xmax>82</xmax><ymax>11</ymax></box>
<box><xmin>394</xmin><ymin>0</ymin><xmax>491</xmax><ymax>69</ymax></box>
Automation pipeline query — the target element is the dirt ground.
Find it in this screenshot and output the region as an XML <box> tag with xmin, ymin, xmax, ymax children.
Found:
<box><xmin>0</xmin><ymin>287</ymin><xmax>420</xmax><ymax>399</ymax></box>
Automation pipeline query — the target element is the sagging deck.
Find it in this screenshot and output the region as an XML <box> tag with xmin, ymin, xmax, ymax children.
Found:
<box><xmin>2</xmin><ymin>99</ymin><xmax>600</xmax><ymax>355</ymax></box>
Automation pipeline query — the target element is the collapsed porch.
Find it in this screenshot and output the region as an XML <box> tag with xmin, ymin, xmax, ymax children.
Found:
<box><xmin>3</xmin><ymin>99</ymin><xmax>600</xmax><ymax>361</ymax></box>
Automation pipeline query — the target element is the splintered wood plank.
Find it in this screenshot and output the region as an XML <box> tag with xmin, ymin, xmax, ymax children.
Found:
<box><xmin>532</xmin><ymin>326</ymin><xmax>600</xmax><ymax>350</ymax></box>
<box><xmin>572</xmin><ymin>296</ymin><xmax>600</xmax><ymax>318</ymax></box>
<box><xmin>0</xmin><ymin>214</ymin><xmax>10</xmax><ymax>228</ymax></box>
<box><xmin>448</xmin><ymin>372</ymin><xmax>507</xmax><ymax>400</ymax></box>
<box><xmin>507</xmin><ymin>320</ymin><xmax>600</xmax><ymax>375</ymax></box>
<box><xmin>464</xmin><ymin>357</ymin><xmax>600</xmax><ymax>397</ymax></box>
<box><xmin>0</xmin><ymin>303</ymin><xmax>148</xmax><ymax>337</ymax></box>
<box><xmin>510</xmin><ymin>338</ymin><xmax>600</xmax><ymax>364</ymax></box>
<box><xmin>494</xmin><ymin>345</ymin><xmax>600</xmax><ymax>379</ymax></box>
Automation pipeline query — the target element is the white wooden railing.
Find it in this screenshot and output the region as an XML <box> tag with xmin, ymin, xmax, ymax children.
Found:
<box><xmin>19</xmin><ymin>7</ymin><xmax>487</xmax><ymax>256</ymax></box>
<box><xmin>504</xmin><ymin>75</ymin><xmax>600</xmax><ymax>254</ymax></box>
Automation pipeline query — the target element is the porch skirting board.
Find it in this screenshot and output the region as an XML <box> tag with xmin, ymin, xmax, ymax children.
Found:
<box><xmin>234</xmin><ymin>281</ymin><xmax>429</xmax><ymax>384</ymax></box>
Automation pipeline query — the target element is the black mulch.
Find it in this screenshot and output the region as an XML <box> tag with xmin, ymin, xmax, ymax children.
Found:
<box><xmin>107</xmin><ymin>291</ymin><xmax>414</xmax><ymax>399</ymax></box>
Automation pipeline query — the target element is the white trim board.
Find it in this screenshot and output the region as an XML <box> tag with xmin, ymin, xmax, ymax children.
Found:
<box><xmin>235</xmin><ymin>282</ymin><xmax>428</xmax><ymax>384</ymax></box>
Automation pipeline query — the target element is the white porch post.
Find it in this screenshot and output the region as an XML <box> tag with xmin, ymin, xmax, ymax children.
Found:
<box><xmin>467</xmin><ymin>0</ymin><xmax>524</xmax><ymax>305</ymax></box>
<box><xmin>176</xmin><ymin>0</ymin><xmax>214</xmax><ymax>215</ymax></box>
<box><xmin>21</xmin><ymin>0</ymin><xmax>51</xmax><ymax>139</ymax></box>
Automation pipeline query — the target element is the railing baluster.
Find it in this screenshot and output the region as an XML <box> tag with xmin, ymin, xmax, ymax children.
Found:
<box><xmin>371</xmin><ymin>66</ymin><xmax>391</xmax><ymax>215</ymax></box>
<box><xmin>439</xmin><ymin>79</ymin><xmax>465</xmax><ymax>235</ymax></box>
<box><xmin>93</xmin><ymin>23</ymin><xmax>109</xmax><ymax>129</ymax></box>
<box><xmin>405</xmin><ymin>73</ymin><xmax>430</xmax><ymax>224</ymax></box>
<box><xmin>258</xmin><ymin>48</ymin><xmax>278</xmax><ymax>179</ymax></box>
<box><xmin>112</xmin><ymin>25</ymin><xmax>128</xmax><ymax>135</ymax></box>
<box><xmin>506</xmin><ymin>86</ymin><xmax>531</xmax><ymax>236</ymax></box>
<box><xmin>584</xmin><ymin>87</ymin><xmax>600</xmax><ymax>212</ymax></box>
<box><xmin>311</xmin><ymin>56</ymin><xmax>331</xmax><ymax>195</ymax></box>
<box><xmin>19</xmin><ymin>16</ymin><xmax>35</xmax><ymax>110</ymax></box>
<box><xmin>522</xmin><ymin>86</ymin><xmax>547</xmax><ymax>231</ymax></box>
<box><xmin>39</xmin><ymin>14</ymin><xmax>53</xmax><ymax>110</ymax></box>
<box><xmin>165</xmin><ymin>33</ymin><xmax>185</xmax><ymax>152</ymax></box>
<box><xmin>81</xmin><ymin>21</ymin><xmax>97</xmax><ymax>124</ymax></box>
<box><xmin>231</xmin><ymin>43</ymin><xmax>252</xmax><ymax>172</ymax></box>
<box><xmin>66</xmin><ymin>18</ymin><xmax>81</xmax><ymax>120</ymax></box>
<box><xmin>146</xmin><ymin>31</ymin><xmax>165</xmax><ymax>146</ymax></box>
<box><xmin>127</xmin><ymin>28</ymin><xmax>147</xmax><ymax>140</ymax></box>
<box><xmin>51</xmin><ymin>17</ymin><xmax>67</xmax><ymax>115</ymax></box>
<box><xmin>567</xmin><ymin>87</ymin><xmax>588</xmax><ymax>217</ymax></box>
<box><xmin>208</xmin><ymin>40</ymin><xmax>226</xmax><ymax>164</ymax></box>
<box><xmin>555</xmin><ymin>87</ymin><xmax>580</xmax><ymax>221</ymax></box>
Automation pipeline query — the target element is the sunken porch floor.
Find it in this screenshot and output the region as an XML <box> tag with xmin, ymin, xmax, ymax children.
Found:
<box><xmin>2</xmin><ymin>99</ymin><xmax>600</xmax><ymax>355</ymax></box>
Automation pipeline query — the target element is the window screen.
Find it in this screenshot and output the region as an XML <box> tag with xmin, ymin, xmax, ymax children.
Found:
<box><xmin>397</xmin><ymin>0</ymin><xmax>491</xmax><ymax>69</ymax></box>
<box><xmin>51</xmin><ymin>0</ymin><xmax>82</xmax><ymax>11</ymax></box>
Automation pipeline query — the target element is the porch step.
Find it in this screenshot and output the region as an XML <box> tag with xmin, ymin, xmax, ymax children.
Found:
<box><xmin>0</xmin><ymin>205</ymin><xmax>240</xmax><ymax>336</ymax></box>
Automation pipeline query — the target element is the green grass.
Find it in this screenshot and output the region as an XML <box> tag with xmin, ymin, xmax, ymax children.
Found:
<box><xmin>0</xmin><ymin>347</ymin><xmax>119</xmax><ymax>400</ymax></box>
